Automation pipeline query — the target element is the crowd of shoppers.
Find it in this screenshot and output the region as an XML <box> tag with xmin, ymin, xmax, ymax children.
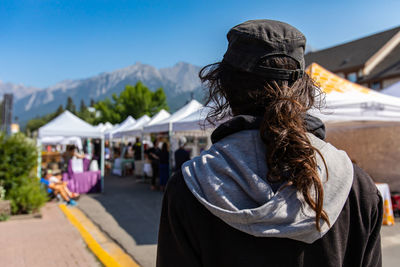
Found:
<box><xmin>144</xmin><ymin>137</ymin><xmax>191</xmax><ymax>192</ymax></box>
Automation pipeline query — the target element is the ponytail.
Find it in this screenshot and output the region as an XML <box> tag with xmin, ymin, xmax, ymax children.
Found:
<box><xmin>200</xmin><ymin>57</ymin><xmax>330</xmax><ymax>231</ymax></box>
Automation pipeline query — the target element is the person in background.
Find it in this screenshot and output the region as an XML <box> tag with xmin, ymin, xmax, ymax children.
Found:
<box><xmin>147</xmin><ymin>140</ymin><xmax>161</xmax><ymax>191</ymax></box>
<box><xmin>134</xmin><ymin>137</ymin><xmax>142</xmax><ymax>160</ymax></box>
<box><xmin>143</xmin><ymin>144</ymin><xmax>153</xmax><ymax>180</ymax></box>
<box><xmin>174</xmin><ymin>136</ymin><xmax>191</xmax><ymax>172</ymax></box>
<box><xmin>93</xmin><ymin>139</ymin><xmax>101</xmax><ymax>161</ymax></box>
<box><xmin>159</xmin><ymin>142</ymin><xmax>170</xmax><ymax>192</ymax></box>
<box><xmin>105</xmin><ymin>140</ymin><xmax>111</xmax><ymax>160</ymax></box>
<box><xmin>62</xmin><ymin>145</ymin><xmax>85</xmax><ymax>171</ymax></box>
<box><xmin>157</xmin><ymin>20</ymin><xmax>382</xmax><ymax>267</ymax></box>
<box><xmin>42</xmin><ymin>170</ymin><xmax>79</xmax><ymax>206</ymax></box>
<box><xmin>126</xmin><ymin>142</ymin><xmax>134</xmax><ymax>158</ymax></box>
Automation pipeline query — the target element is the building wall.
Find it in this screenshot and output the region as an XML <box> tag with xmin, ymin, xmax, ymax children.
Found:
<box><xmin>326</xmin><ymin>121</ymin><xmax>400</xmax><ymax>192</ymax></box>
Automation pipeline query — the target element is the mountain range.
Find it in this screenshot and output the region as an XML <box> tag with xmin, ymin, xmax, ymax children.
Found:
<box><xmin>1</xmin><ymin>62</ymin><xmax>205</xmax><ymax>126</ymax></box>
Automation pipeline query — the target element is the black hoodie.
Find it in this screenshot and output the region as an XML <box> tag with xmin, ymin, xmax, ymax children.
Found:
<box><xmin>157</xmin><ymin>116</ymin><xmax>382</xmax><ymax>267</ymax></box>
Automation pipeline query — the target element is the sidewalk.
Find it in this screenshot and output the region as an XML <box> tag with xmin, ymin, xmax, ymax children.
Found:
<box><xmin>0</xmin><ymin>202</ymin><xmax>100</xmax><ymax>267</ymax></box>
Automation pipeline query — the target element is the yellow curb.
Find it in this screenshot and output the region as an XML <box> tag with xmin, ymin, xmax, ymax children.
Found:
<box><xmin>59</xmin><ymin>204</ymin><xmax>140</xmax><ymax>267</ymax></box>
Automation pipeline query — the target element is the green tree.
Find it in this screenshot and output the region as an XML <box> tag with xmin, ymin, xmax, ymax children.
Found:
<box><xmin>25</xmin><ymin>105</ymin><xmax>65</xmax><ymax>135</ymax></box>
<box><xmin>94</xmin><ymin>97</ymin><xmax>121</xmax><ymax>124</ymax></box>
<box><xmin>55</xmin><ymin>104</ymin><xmax>64</xmax><ymax>115</ymax></box>
<box><xmin>77</xmin><ymin>99</ymin><xmax>97</xmax><ymax>125</ymax></box>
<box><xmin>94</xmin><ymin>81</ymin><xmax>169</xmax><ymax>124</ymax></box>
<box><xmin>79</xmin><ymin>99</ymin><xmax>87</xmax><ymax>112</ymax></box>
<box><xmin>66</xmin><ymin>97</ymin><xmax>76</xmax><ymax>113</ymax></box>
<box><xmin>25</xmin><ymin>116</ymin><xmax>48</xmax><ymax>134</ymax></box>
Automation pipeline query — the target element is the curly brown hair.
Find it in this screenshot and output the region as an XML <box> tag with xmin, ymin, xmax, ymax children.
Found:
<box><xmin>199</xmin><ymin>57</ymin><xmax>330</xmax><ymax>231</ymax></box>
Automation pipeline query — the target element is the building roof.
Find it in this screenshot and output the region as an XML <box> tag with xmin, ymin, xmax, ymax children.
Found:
<box><xmin>305</xmin><ymin>26</ymin><xmax>400</xmax><ymax>72</ymax></box>
<box><xmin>358</xmin><ymin>43</ymin><xmax>400</xmax><ymax>83</ymax></box>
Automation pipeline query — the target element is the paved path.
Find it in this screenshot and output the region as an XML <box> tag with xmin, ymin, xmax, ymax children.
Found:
<box><xmin>381</xmin><ymin>218</ymin><xmax>400</xmax><ymax>267</ymax></box>
<box><xmin>79</xmin><ymin>175</ymin><xmax>400</xmax><ymax>267</ymax></box>
<box><xmin>0</xmin><ymin>202</ymin><xmax>99</xmax><ymax>267</ymax></box>
<box><xmin>78</xmin><ymin>175</ymin><xmax>163</xmax><ymax>267</ymax></box>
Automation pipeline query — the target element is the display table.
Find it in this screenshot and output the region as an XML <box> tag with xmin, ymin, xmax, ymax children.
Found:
<box><xmin>63</xmin><ymin>158</ymin><xmax>101</xmax><ymax>193</ymax></box>
<box><xmin>376</xmin><ymin>183</ymin><xmax>395</xmax><ymax>225</ymax></box>
<box><xmin>63</xmin><ymin>171</ymin><xmax>101</xmax><ymax>193</ymax></box>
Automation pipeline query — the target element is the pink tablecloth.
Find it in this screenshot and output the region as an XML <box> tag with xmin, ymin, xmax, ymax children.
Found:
<box><xmin>63</xmin><ymin>171</ymin><xmax>101</xmax><ymax>194</ymax></box>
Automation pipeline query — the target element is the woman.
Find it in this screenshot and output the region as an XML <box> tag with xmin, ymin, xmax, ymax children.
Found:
<box><xmin>157</xmin><ymin>20</ymin><xmax>382</xmax><ymax>267</ymax></box>
<box><xmin>147</xmin><ymin>139</ymin><xmax>161</xmax><ymax>191</ymax></box>
<box><xmin>158</xmin><ymin>142</ymin><xmax>170</xmax><ymax>192</ymax></box>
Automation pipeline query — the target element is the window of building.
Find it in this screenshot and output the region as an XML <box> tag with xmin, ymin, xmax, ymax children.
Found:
<box><xmin>371</xmin><ymin>82</ymin><xmax>381</xmax><ymax>90</ymax></box>
<box><xmin>347</xmin><ymin>72</ymin><xmax>357</xmax><ymax>82</ymax></box>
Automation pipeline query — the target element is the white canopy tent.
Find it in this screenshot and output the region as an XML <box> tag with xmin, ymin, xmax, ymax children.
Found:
<box><xmin>114</xmin><ymin>115</ymin><xmax>151</xmax><ymax>138</ymax></box>
<box><xmin>95</xmin><ymin>122</ymin><xmax>114</xmax><ymax>133</ymax></box>
<box><xmin>307</xmin><ymin>63</ymin><xmax>400</xmax><ymax>122</ymax></box>
<box><xmin>104</xmin><ymin>116</ymin><xmax>136</xmax><ymax>139</ymax></box>
<box><xmin>172</xmin><ymin>106</ymin><xmax>214</xmax><ymax>132</ymax></box>
<box><xmin>142</xmin><ymin>109</ymin><xmax>171</xmax><ymax>130</ymax></box>
<box><xmin>142</xmin><ymin>100</ymin><xmax>203</xmax><ymax>170</ymax></box>
<box><xmin>381</xmin><ymin>81</ymin><xmax>400</xmax><ymax>98</ymax></box>
<box><xmin>143</xmin><ymin>100</ymin><xmax>203</xmax><ymax>133</ymax></box>
<box><xmin>37</xmin><ymin>110</ymin><xmax>105</xmax><ymax>191</ymax></box>
<box><xmin>41</xmin><ymin>136</ymin><xmax>83</xmax><ymax>150</ymax></box>
<box><xmin>39</xmin><ymin>110</ymin><xmax>103</xmax><ymax>138</ymax></box>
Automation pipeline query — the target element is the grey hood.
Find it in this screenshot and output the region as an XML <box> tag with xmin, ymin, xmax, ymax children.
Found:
<box><xmin>182</xmin><ymin>130</ymin><xmax>353</xmax><ymax>244</ymax></box>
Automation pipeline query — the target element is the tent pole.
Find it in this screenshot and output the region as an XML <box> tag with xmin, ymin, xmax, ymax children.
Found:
<box><xmin>141</xmin><ymin>133</ymin><xmax>145</xmax><ymax>181</ymax></box>
<box><xmin>168</xmin><ymin>122</ymin><xmax>173</xmax><ymax>176</ymax></box>
<box><xmin>100</xmin><ymin>137</ymin><xmax>105</xmax><ymax>193</ymax></box>
<box><xmin>109</xmin><ymin>134</ymin><xmax>113</xmax><ymax>159</ymax></box>
<box><xmin>37</xmin><ymin>139</ymin><xmax>42</xmax><ymax>179</ymax></box>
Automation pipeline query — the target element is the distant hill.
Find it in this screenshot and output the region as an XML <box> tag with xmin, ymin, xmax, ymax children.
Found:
<box><xmin>9</xmin><ymin>62</ymin><xmax>205</xmax><ymax>125</ymax></box>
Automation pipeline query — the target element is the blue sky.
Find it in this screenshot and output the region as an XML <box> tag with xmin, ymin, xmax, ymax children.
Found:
<box><xmin>1</xmin><ymin>0</ymin><xmax>399</xmax><ymax>88</ymax></box>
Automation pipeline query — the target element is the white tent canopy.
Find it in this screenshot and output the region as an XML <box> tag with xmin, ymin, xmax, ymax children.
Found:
<box><xmin>38</xmin><ymin>110</ymin><xmax>103</xmax><ymax>138</ymax></box>
<box><xmin>172</xmin><ymin>106</ymin><xmax>214</xmax><ymax>132</ymax></box>
<box><xmin>307</xmin><ymin>63</ymin><xmax>400</xmax><ymax>122</ymax></box>
<box><xmin>95</xmin><ymin>122</ymin><xmax>114</xmax><ymax>133</ymax></box>
<box><xmin>381</xmin><ymin>81</ymin><xmax>400</xmax><ymax>98</ymax></box>
<box><xmin>143</xmin><ymin>100</ymin><xmax>203</xmax><ymax>133</ymax></box>
<box><xmin>143</xmin><ymin>109</ymin><xmax>171</xmax><ymax>129</ymax></box>
<box><xmin>40</xmin><ymin>136</ymin><xmax>83</xmax><ymax>150</ymax></box>
<box><xmin>114</xmin><ymin>115</ymin><xmax>151</xmax><ymax>137</ymax></box>
<box><xmin>104</xmin><ymin>116</ymin><xmax>136</xmax><ymax>139</ymax></box>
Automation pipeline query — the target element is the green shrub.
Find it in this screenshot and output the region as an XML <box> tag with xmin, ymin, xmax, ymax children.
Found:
<box><xmin>0</xmin><ymin>184</ymin><xmax>5</xmax><ymax>200</ymax></box>
<box><xmin>0</xmin><ymin>214</ymin><xmax>9</xmax><ymax>221</ymax></box>
<box><xmin>0</xmin><ymin>132</ymin><xmax>48</xmax><ymax>214</ymax></box>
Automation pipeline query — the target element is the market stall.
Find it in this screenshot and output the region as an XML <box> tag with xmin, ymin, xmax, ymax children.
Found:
<box><xmin>307</xmin><ymin>63</ymin><xmax>400</xmax><ymax>122</ymax></box>
<box><xmin>104</xmin><ymin>116</ymin><xmax>136</xmax><ymax>139</ymax></box>
<box><xmin>38</xmin><ymin>110</ymin><xmax>105</xmax><ymax>193</ymax></box>
<box><xmin>143</xmin><ymin>100</ymin><xmax>203</xmax><ymax>170</ymax></box>
<box><xmin>114</xmin><ymin>115</ymin><xmax>151</xmax><ymax>138</ymax></box>
<box><xmin>143</xmin><ymin>100</ymin><xmax>203</xmax><ymax>133</ymax></box>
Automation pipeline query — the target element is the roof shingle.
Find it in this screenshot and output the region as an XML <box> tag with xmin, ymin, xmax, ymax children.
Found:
<box><xmin>305</xmin><ymin>26</ymin><xmax>400</xmax><ymax>72</ymax></box>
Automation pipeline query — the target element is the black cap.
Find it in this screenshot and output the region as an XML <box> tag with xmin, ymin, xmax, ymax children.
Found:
<box><xmin>223</xmin><ymin>20</ymin><xmax>306</xmax><ymax>81</ymax></box>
